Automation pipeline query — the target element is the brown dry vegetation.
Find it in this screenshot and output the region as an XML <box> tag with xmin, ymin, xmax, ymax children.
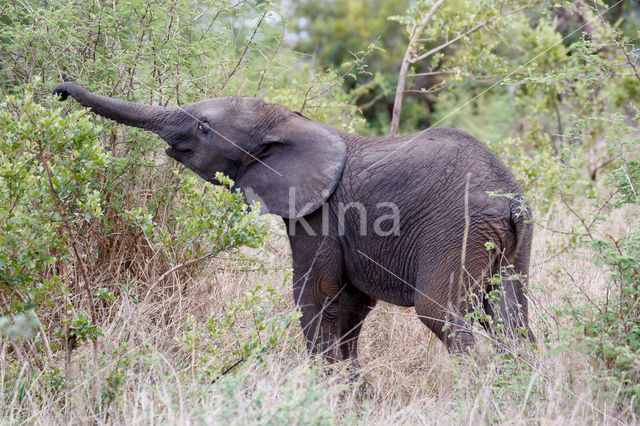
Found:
<box><xmin>2</xmin><ymin>206</ymin><xmax>635</xmax><ymax>424</ymax></box>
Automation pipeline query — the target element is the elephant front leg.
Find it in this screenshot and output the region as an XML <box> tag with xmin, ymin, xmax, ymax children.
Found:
<box><xmin>294</xmin><ymin>276</ymin><xmax>344</xmax><ymax>362</ymax></box>
<box><xmin>287</xmin><ymin>216</ymin><xmax>361</xmax><ymax>363</ymax></box>
<box><xmin>294</xmin><ymin>278</ymin><xmax>375</xmax><ymax>371</ymax></box>
<box><xmin>337</xmin><ymin>286</ymin><xmax>376</xmax><ymax>365</ymax></box>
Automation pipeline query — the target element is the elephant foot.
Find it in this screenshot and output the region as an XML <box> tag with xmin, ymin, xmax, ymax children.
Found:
<box><xmin>444</xmin><ymin>319</ymin><xmax>476</xmax><ymax>355</ymax></box>
<box><xmin>447</xmin><ymin>332</ymin><xmax>475</xmax><ymax>355</ymax></box>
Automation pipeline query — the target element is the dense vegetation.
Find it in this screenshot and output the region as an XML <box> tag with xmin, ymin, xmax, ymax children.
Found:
<box><xmin>1</xmin><ymin>0</ymin><xmax>639</xmax><ymax>423</ymax></box>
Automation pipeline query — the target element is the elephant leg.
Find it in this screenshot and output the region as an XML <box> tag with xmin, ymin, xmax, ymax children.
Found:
<box><xmin>483</xmin><ymin>250</ymin><xmax>534</xmax><ymax>343</ymax></box>
<box><xmin>337</xmin><ymin>285</ymin><xmax>376</xmax><ymax>365</ymax></box>
<box><xmin>293</xmin><ymin>275</ymin><xmax>376</xmax><ymax>364</ymax></box>
<box><xmin>414</xmin><ymin>292</ymin><xmax>475</xmax><ymax>354</ymax></box>
<box><xmin>289</xmin><ymin>231</ymin><xmax>347</xmax><ymax>362</ymax></box>
<box><xmin>286</xmin><ymin>211</ymin><xmax>348</xmax><ymax>361</ymax></box>
<box><xmin>414</xmin><ymin>249</ymin><xmax>494</xmax><ymax>354</ymax></box>
<box><xmin>293</xmin><ymin>271</ymin><xmax>344</xmax><ymax>362</ymax></box>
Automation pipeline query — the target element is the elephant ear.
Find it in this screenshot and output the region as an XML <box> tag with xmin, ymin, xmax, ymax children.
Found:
<box><xmin>235</xmin><ymin>114</ymin><xmax>346</xmax><ymax>218</ymax></box>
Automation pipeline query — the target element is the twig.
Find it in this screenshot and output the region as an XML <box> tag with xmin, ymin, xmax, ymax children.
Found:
<box><xmin>390</xmin><ymin>0</ymin><xmax>445</xmax><ymax>137</ymax></box>
<box><xmin>254</xmin><ymin>10</ymin><xmax>285</xmax><ymax>96</ymax></box>
<box><xmin>300</xmin><ymin>43</ymin><xmax>375</xmax><ymax>113</ymax></box>
<box><xmin>33</xmin><ymin>129</ymin><xmax>100</xmax><ymax>371</ymax></box>
<box><xmin>217</xmin><ymin>8</ymin><xmax>268</xmax><ymax>95</ymax></box>
<box><xmin>211</xmin><ymin>357</ymin><xmax>245</xmax><ymax>383</ymax></box>
<box><xmin>406</xmin><ymin>70</ymin><xmax>451</xmax><ymax>77</ymax></box>
<box><xmin>390</xmin><ymin>2</ymin><xmax>533</xmax><ymax>137</ymax></box>
<box><xmin>620</xmin><ymin>163</ymin><xmax>639</xmax><ymax>203</ymax></box>
<box><xmin>139</xmin><ymin>253</ymin><xmax>215</xmax><ymax>310</ymax></box>
<box><xmin>409</xmin><ymin>19</ymin><xmax>492</xmax><ymax>64</ymax></box>
<box><xmin>551</xmin><ymin>91</ymin><xmax>562</xmax><ymax>155</ymax></box>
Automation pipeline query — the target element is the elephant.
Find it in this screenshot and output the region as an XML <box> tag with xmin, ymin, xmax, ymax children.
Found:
<box><xmin>52</xmin><ymin>82</ymin><xmax>534</xmax><ymax>365</ymax></box>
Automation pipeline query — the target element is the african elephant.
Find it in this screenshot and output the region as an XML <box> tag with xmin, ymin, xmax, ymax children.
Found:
<box><xmin>52</xmin><ymin>82</ymin><xmax>534</xmax><ymax>364</ymax></box>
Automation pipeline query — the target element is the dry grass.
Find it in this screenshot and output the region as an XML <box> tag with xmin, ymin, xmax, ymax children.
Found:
<box><xmin>1</xmin><ymin>207</ymin><xmax>638</xmax><ymax>425</ymax></box>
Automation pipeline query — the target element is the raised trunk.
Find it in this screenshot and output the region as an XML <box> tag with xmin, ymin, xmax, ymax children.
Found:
<box><xmin>52</xmin><ymin>82</ymin><xmax>180</xmax><ymax>136</ymax></box>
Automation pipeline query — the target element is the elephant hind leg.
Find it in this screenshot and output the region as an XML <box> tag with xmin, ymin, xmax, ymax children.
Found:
<box><xmin>413</xmin><ymin>243</ymin><xmax>504</xmax><ymax>354</ymax></box>
<box><xmin>415</xmin><ymin>305</ymin><xmax>476</xmax><ymax>354</ymax></box>
<box><xmin>414</xmin><ymin>270</ymin><xmax>477</xmax><ymax>355</ymax></box>
<box><xmin>483</xmin><ymin>247</ymin><xmax>535</xmax><ymax>343</ymax></box>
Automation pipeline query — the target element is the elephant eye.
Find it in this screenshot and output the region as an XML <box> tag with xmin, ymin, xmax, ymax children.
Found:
<box><xmin>198</xmin><ymin>121</ymin><xmax>210</xmax><ymax>133</ymax></box>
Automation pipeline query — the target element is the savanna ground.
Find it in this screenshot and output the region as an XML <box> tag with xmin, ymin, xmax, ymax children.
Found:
<box><xmin>1</xmin><ymin>0</ymin><xmax>639</xmax><ymax>424</ymax></box>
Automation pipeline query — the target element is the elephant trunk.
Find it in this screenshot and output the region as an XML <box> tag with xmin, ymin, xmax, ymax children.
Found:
<box><xmin>52</xmin><ymin>82</ymin><xmax>186</xmax><ymax>142</ymax></box>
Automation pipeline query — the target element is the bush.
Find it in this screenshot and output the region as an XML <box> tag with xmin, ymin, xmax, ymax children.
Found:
<box><xmin>0</xmin><ymin>86</ymin><xmax>107</xmax><ymax>356</ymax></box>
<box><xmin>0</xmin><ymin>83</ymin><xmax>271</xmax><ymax>365</ymax></box>
<box><xmin>569</xmin><ymin>152</ymin><xmax>640</xmax><ymax>405</ymax></box>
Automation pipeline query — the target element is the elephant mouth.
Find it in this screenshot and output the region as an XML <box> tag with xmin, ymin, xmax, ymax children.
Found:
<box><xmin>166</xmin><ymin>144</ymin><xmax>193</xmax><ymax>159</ymax></box>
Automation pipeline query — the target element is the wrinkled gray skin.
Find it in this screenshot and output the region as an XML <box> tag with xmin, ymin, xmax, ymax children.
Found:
<box><xmin>53</xmin><ymin>82</ymin><xmax>534</xmax><ymax>364</ymax></box>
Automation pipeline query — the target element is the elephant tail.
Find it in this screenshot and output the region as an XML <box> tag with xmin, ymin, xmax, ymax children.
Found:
<box><xmin>496</xmin><ymin>196</ymin><xmax>535</xmax><ymax>341</ymax></box>
<box><xmin>508</xmin><ymin>196</ymin><xmax>533</xmax><ymax>267</ymax></box>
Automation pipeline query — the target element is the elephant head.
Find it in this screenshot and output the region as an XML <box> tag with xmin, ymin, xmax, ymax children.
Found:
<box><xmin>52</xmin><ymin>82</ymin><xmax>346</xmax><ymax>218</ymax></box>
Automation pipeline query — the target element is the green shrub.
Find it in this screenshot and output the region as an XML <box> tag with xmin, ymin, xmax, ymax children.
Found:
<box><xmin>0</xmin><ymin>83</ymin><xmax>272</xmax><ymax>365</ymax></box>
<box><xmin>0</xmin><ymin>85</ymin><xmax>107</xmax><ymax>349</ymax></box>
<box><xmin>571</xmin><ymin>169</ymin><xmax>640</xmax><ymax>405</ymax></box>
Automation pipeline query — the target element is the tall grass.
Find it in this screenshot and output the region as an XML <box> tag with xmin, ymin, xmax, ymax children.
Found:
<box><xmin>1</xmin><ymin>207</ymin><xmax>637</xmax><ymax>424</ymax></box>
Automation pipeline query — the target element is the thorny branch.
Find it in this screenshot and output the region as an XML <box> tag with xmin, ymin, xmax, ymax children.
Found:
<box><xmin>390</xmin><ymin>2</ymin><xmax>533</xmax><ymax>137</ymax></box>
<box><xmin>390</xmin><ymin>0</ymin><xmax>445</xmax><ymax>138</ymax></box>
